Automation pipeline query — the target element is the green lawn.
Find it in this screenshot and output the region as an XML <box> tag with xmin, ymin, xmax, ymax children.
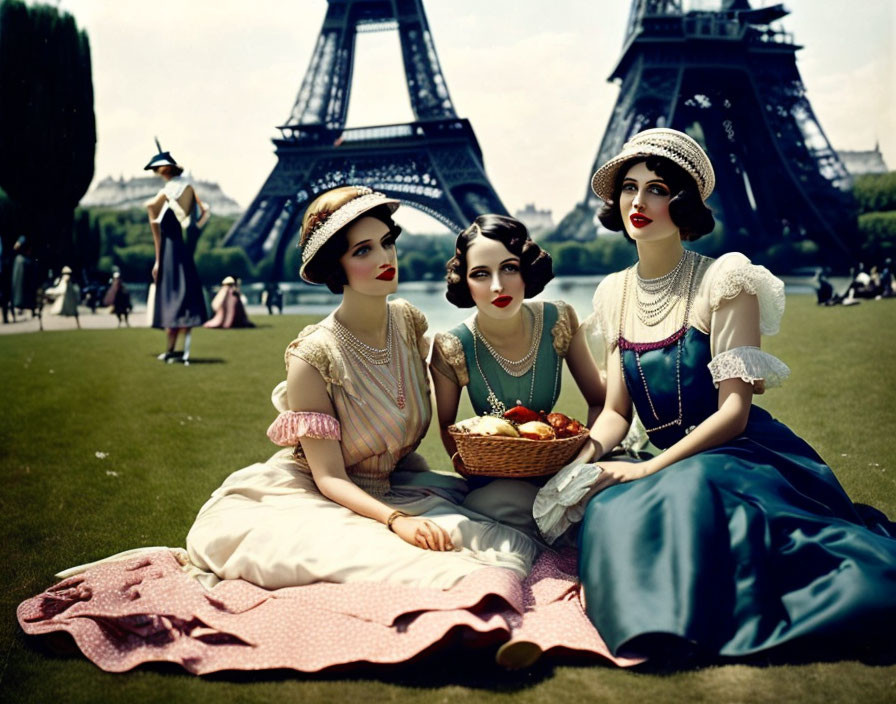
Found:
<box><xmin>1</xmin><ymin>296</ymin><xmax>895</xmax><ymax>703</ymax></box>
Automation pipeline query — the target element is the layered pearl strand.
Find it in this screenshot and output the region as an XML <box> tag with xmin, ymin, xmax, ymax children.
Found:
<box><xmin>331</xmin><ymin>309</ymin><xmax>405</xmax><ymax>409</ymax></box>
<box><xmin>471</xmin><ymin>305</ymin><xmax>542</xmax><ymax>377</ymax></box>
<box><xmin>634</xmin><ymin>249</ymin><xmax>693</xmax><ymax>327</ymax></box>
<box><xmin>470</xmin><ymin>305</ymin><xmax>551</xmax><ymax>416</ymax></box>
<box><xmin>619</xmin><ymin>250</ymin><xmax>698</xmax><ymax>433</ymax></box>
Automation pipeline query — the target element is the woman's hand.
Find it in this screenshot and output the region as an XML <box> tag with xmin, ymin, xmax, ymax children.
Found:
<box><xmin>391</xmin><ymin>516</ymin><xmax>455</xmax><ymax>551</ymax></box>
<box><xmin>591</xmin><ymin>458</ymin><xmax>658</xmax><ymax>493</ymax></box>
<box><xmin>152</xmin><ymin>260</ymin><xmax>159</xmax><ymax>283</ymax></box>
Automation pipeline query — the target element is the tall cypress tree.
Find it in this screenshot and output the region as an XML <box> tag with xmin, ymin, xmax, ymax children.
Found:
<box><xmin>0</xmin><ymin>0</ymin><xmax>96</xmax><ymax>274</ymax></box>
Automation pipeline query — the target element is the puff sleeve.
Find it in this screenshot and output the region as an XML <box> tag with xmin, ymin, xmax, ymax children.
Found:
<box><xmin>700</xmin><ymin>253</ymin><xmax>790</xmax><ymax>391</ymax></box>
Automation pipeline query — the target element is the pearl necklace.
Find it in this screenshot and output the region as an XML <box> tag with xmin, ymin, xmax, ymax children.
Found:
<box><xmin>472</xmin><ymin>336</ymin><xmax>537</xmax><ymax>416</ymax></box>
<box><xmin>331</xmin><ymin>312</ymin><xmax>391</xmax><ymax>365</ymax></box>
<box><xmin>471</xmin><ymin>305</ymin><xmax>542</xmax><ymax>377</ymax></box>
<box><xmin>330</xmin><ymin>309</ymin><xmax>406</xmax><ymax>409</ymax></box>
<box><xmin>619</xmin><ymin>252</ymin><xmax>697</xmax><ymax>433</ymax></box>
<box><xmin>634</xmin><ymin>250</ymin><xmax>693</xmax><ymax>327</ymax></box>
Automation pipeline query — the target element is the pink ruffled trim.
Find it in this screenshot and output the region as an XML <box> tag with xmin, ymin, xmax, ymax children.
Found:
<box><xmin>266</xmin><ymin>411</ymin><xmax>341</xmax><ymax>446</ymax></box>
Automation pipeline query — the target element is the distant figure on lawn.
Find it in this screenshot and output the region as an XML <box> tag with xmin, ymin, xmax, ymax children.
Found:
<box><xmin>144</xmin><ymin>140</ymin><xmax>210</xmax><ymax>364</ymax></box>
<box><xmin>262</xmin><ymin>282</ymin><xmax>283</xmax><ymax>314</ymax></box>
<box><xmin>813</xmin><ymin>268</ymin><xmax>834</xmax><ymax>305</ymax></box>
<box><xmin>44</xmin><ymin>265</ymin><xmax>81</xmax><ymax>328</ymax></box>
<box><xmin>103</xmin><ymin>271</ymin><xmax>132</xmax><ymax>327</ymax></box>
<box><xmin>0</xmin><ymin>235</ymin><xmax>15</xmax><ymax>323</ymax></box>
<box><xmin>204</xmin><ymin>275</ymin><xmax>253</xmax><ymax>329</ymax></box>
<box><xmin>11</xmin><ymin>236</ymin><xmax>38</xmax><ymax>318</ymax></box>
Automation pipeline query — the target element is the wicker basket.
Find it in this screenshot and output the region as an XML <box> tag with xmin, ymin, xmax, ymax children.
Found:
<box><xmin>448</xmin><ymin>425</ymin><xmax>589</xmax><ymax>478</ymax></box>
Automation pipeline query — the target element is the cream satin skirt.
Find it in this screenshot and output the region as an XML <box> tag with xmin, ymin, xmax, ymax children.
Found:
<box><xmin>186</xmin><ymin>449</ymin><xmax>540</xmax><ymax>590</ymax></box>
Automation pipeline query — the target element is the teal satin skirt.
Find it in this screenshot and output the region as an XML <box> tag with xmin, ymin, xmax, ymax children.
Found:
<box><xmin>578</xmin><ymin>407</ymin><xmax>896</xmax><ymax>657</ymax></box>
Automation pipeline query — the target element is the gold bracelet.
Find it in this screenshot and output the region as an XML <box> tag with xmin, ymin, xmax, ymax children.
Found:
<box><xmin>386</xmin><ymin>510</ymin><xmax>408</xmax><ymax>533</ymax></box>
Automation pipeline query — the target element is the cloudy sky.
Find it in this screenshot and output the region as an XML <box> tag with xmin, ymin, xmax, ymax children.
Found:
<box><xmin>57</xmin><ymin>0</ymin><xmax>894</xmax><ymax>233</ymax></box>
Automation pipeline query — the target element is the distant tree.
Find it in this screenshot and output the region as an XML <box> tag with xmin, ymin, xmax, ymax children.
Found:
<box><xmin>399</xmin><ymin>251</ymin><xmax>431</xmax><ymax>281</ymax></box>
<box><xmin>195</xmin><ymin>247</ymin><xmax>253</xmax><ymax>286</ymax></box>
<box><xmin>857</xmin><ymin>211</ymin><xmax>896</xmax><ymax>262</ymax></box>
<box><xmin>0</xmin><ymin>0</ymin><xmax>95</xmax><ymax>274</ymax></box>
<box><xmin>853</xmin><ymin>172</ymin><xmax>896</xmax><ymax>215</ymax></box>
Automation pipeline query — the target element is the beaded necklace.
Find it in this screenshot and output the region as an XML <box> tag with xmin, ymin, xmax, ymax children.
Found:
<box><xmin>618</xmin><ymin>250</ymin><xmax>697</xmax><ymax>432</ymax></box>
<box><xmin>634</xmin><ymin>249</ymin><xmax>690</xmax><ymax>326</ymax></box>
<box><xmin>471</xmin><ymin>304</ymin><xmax>542</xmax><ymax>377</ymax></box>
<box><xmin>330</xmin><ymin>308</ymin><xmax>406</xmax><ymax>409</ymax></box>
<box><xmin>470</xmin><ymin>305</ymin><xmax>560</xmax><ymax>416</ymax></box>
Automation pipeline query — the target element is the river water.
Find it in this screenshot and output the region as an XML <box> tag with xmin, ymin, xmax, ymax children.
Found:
<box><xmin>126</xmin><ymin>274</ymin><xmax>839</xmax><ymax>334</ymax></box>
<box><xmin>253</xmin><ymin>274</ymin><xmax>834</xmax><ymax>333</ymax></box>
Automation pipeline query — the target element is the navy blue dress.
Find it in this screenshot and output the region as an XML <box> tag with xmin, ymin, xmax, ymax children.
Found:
<box><xmin>152</xmin><ymin>184</ymin><xmax>208</xmax><ymax>330</ymax></box>
<box><xmin>578</xmin><ymin>326</ymin><xmax>896</xmax><ymax>658</ymax></box>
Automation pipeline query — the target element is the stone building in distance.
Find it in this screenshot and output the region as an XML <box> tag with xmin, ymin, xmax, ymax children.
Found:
<box><xmin>81</xmin><ymin>175</ymin><xmax>243</xmax><ymax>216</ymax></box>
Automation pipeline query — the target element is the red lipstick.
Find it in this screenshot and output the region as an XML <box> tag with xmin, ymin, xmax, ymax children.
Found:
<box><xmin>491</xmin><ymin>295</ymin><xmax>513</xmax><ymax>308</ymax></box>
<box><xmin>376</xmin><ymin>267</ymin><xmax>396</xmax><ymax>281</ymax></box>
<box><xmin>629</xmin><ymin>213</ymin><xmax>653</xmax><ymax>228</ymax></box>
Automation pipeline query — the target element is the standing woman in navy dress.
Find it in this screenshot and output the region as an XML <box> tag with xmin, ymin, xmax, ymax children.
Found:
<box><xmin>534</xmin><ymin>128</ymin><xmax>896</xmax><ymax>660</ymax></box>
<box><xmin>144</xmin><ymin>140</ymin><xmax>210</xmax><ymax>363</ymax></box>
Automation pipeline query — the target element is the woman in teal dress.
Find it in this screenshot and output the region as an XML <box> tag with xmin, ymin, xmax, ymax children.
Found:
<box><xmin>431</xmin><ymin>214</ymin><xmax>605</xmax><ymax>538</ymax></box>
<box><xmin>534</xmin><ymin>128</ymin><xmax>896</xmax><ymax>660</ymax></box>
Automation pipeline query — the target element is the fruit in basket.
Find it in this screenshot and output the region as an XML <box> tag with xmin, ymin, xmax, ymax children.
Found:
<box><xmin>546</xmin><ymin>412</ymin><xmax>586</xmax><ymax>438</ymax></box>
<box><xmin>503</xmin><ymin>405</ymin><xmax>541</xmax><ymax>424</ymax></box>
<box><xmin>455</xmin><ymin>415</ymin><xmax>520</xmax><ymax>437</ymax></box>
<box><xmin>516</xmin><ymin>420</ymin><xmax>555</xmax><ymax>440</ymax></box>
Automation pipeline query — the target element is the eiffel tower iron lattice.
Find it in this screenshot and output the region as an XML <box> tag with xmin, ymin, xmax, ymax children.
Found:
<box><xmin>582</xmin><ymin>0</ymin><xmax>857</xmax><ymax>261</ymax></box>
<box><xmin>225</xmin><ymin>0</ymin><xmax>508</xmax><ymax>273</ymax></box>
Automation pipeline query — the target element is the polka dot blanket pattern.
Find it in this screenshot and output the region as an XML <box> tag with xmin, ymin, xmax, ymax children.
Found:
<box><xmin>17</xmin><ymin>549</ymin><xmax>640</xmax><ymax>673</ymax></box>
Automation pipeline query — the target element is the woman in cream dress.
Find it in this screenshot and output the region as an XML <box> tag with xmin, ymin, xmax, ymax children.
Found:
<box><xmin>186</xmin><ymin>186</ymin><xmax>538</xmax><ymax>589</ymax></box>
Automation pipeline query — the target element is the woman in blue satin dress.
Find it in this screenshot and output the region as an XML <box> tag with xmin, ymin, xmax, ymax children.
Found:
<box><xmin>534</xmin><ymin>128</ymin><xmax>896</xmax><ymax>660</ymax></box>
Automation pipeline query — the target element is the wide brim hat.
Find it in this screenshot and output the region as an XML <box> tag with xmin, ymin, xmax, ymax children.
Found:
<box><xmin>144</xmin><ymin>151</ymin><xmax>179</xmax><ymax>171</ymax></box>
<box><xmin>144</xmin><ymin>137</ymin><xmax>180</xmax><ymax>171</ymax></box>
<box><xmin>221</xmin><ymin>276</ymin><xmax>236</xmax><ymax>285</ymax></box>
<box><xmin>299</xmin><ymin>186</ymin><xmax>400</xmax><ymax>285</ymax></box>
<box><xmin>591</xmin><ymin>128</ymin><xmax>715</xmax><ymax>203</ymax></box>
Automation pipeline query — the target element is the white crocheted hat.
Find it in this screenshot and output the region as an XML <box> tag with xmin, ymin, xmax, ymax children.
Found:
<box><xmin>591</xmin><ymin>128</ymin><xmax>715</xmax><ymax>203</ymax></box>
<box><xmin>299</xmin><ymin>186</ymin><xmax>400</xmax><ymax>285</ymax></box>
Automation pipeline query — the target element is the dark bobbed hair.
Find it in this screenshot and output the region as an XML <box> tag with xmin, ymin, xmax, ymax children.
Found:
<box><xmin>302</xmin><ymin>204</ymin><xmax>401</xmax><ymax>294</ymax></box>
<box><xmin>155</xmin><ymin>164</ymin><xmax>184</xmax><ymax>177</ymax></box>
<box><xmin>445</xmin><ymin>214</ymin><xmax>554</xmax><ymax>308</ymax></box>
<box><xmin>597</xmin><ymin>155</ymin><xmax>715</xmax><ymax>242</ymax></box>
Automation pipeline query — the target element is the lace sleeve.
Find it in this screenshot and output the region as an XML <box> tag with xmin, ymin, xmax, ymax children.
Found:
<box><xmin>431</xmin><ymin>332</ymin><xmax>468</xmax><ymax>386</ymax></box>
<box><xmin>550</xmin><ymin>301</ymin><xmax>579</xmax><ymax>358</ymax></box>
<box><xmin>708</xmin><ymin>346</ymin><xmax>790</xmax><ymax>392</ymax></box>
<box><xmin>705</xmin><ymin>252</ymin><xmax>785</xmax><ymax>335</ymax></box>
<box><xmin>284</xmin><ymin>326</ymin><xmax>344</xmax><ymax>387</ymax></box>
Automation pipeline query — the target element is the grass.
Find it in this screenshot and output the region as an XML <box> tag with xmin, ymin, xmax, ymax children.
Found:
<box><xmin>1</xmin><ymin>296</ymin><xmax>895</xmax><ymax>703</ymax></box>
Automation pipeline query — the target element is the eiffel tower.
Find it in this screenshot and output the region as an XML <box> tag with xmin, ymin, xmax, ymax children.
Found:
<box><xmin>584</xmin><ymin>0</ymin><xmax>856</xmax><ymax>260</ymax></box>
<box><xmin>225</xmin><ymin>0</ymin><xmax>507</xmax><ymax>273</ymax></box>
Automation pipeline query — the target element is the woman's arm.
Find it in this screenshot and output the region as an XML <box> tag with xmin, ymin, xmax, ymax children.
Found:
<box><xmin>288</xmin><ymin>357</ymin><xmax>453</xmax><ymax>550</ymax></box>
<box><xmin>564</xmin><ymin>323</ymin><xmax>606</xmax><ymax>427</ymax></box>
<box><xmin>429</xmin><ymin>344</ymin><xmax>462</xmax><ymax>461</ymax></box>
<box><xmin>573</xmin><ymin>345</ymin><xmax>633</xmax><ymax>464</ymax></box>
<box><xmin>182</xmin><ymin>185</ymin><xmax>211</xmax><ymax>228</ymax></box>
<box><xmin>589</xmin><ymin>290</ymin><xmax>761</xmax><ymax>489</ymax></box>
<box><xmin>145</xmin><ymin>191</ymin><xmax>167</xmax><ymax>282</ymax></box>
